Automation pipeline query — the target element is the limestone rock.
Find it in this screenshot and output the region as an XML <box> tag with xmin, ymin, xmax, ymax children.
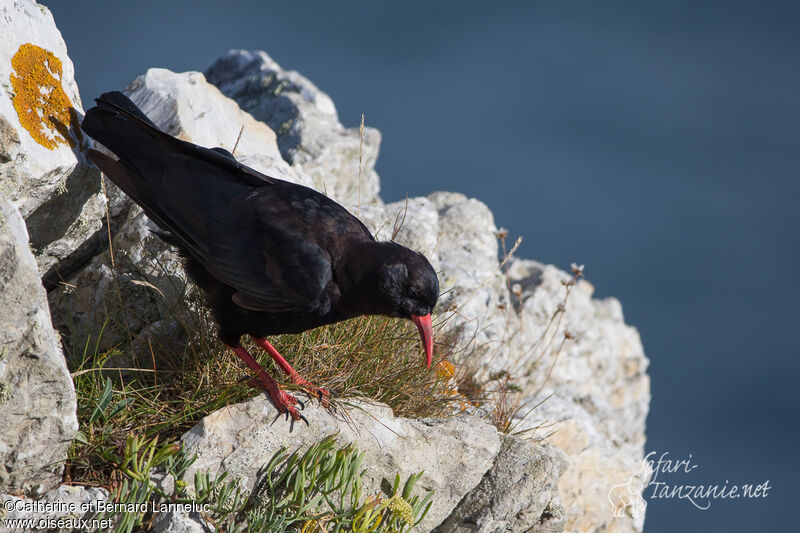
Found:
<box><xmin>0</xmin><ymin>194</ymin><xmax>78</xmax><ymax>493</ymax></box>
<box><xmin>430</xmin><ymin>192</ymin><xmax>512</xmax><ymax>377</ymax></box>
<box><xmin>434</xmin><ymin>436</ymin><xmax>567</xmax><ymax>533</ymax></box>
<box><xmin>182</xmin><ymin>397</ymin><xmax>502</xmax><ymax>532</ymax></box>
<box><xmin>150</xmin><ymin>508</ymin><xmax>211</xmax><ymax>533</ymax></box>
<box><xmin>206</xmin><ymin>50</ymin><xmax>382</xmax><ymax>209</ymax></box>
<box><xmin>506</xmin><ymin>260</ymin><xmax>651</xmax><ymax>533</ymax></box>
<box><xmin>0</xmin><ymin>0</ymin><xmax>105</xmax><ymax>280</ymax></box>
<box><xmin>48</xmin><ymin>203</ymin><xmax>190</xmax><ymax>353</ymax></box>
<box><xmin>358</xmin><ymin>196</ymin><xmax>441</xmax><ymax>270</ymax></box>
<box><xmin>123</xmin><ymin>68</ymin><xmax>313</xmax><ymax>188</ymax></box>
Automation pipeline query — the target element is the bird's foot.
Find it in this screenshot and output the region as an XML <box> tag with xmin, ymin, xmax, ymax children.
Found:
<box><xmin>230</xmin><ymin>344</ymin><xmax>308</xmax><ymax>424</ymax></box>
<box><xmin>245</xmin><ymin>375</ymin><xmax>307</xmax><ymax>423</ymax></box>
<box><xmin>250</xmin><ymin>336</ymin><xmax>332</xmax><ymax>407</ymax></box>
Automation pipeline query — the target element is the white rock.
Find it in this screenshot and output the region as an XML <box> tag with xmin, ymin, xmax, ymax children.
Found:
<box><xmin>0</xmin><ymin>193</ymin><xmax>78</xmax><ymax>493</ymax></box>
<box><xmin>429</xmin><ymin>192</ymin><xmax>512</xmax><ymax>377</ymax></box>
<box><xmin>506</xmin><ymin>259</ymin><xmax>650</xmax><ymax>532</ymax></box>
<box><xmin>48</xmin><ymin>205</ymin><xmax>190</xmax><ymax>352</ymax></box>
<box><xmin>124</xmin><ymin>68</ymin><xmax>313</xmax><ymax>188</ymax></box>
<box><xmin>150</xmin><ymin>508</ymin><xmax>211</xmax><ymax>533</ymax></box>
<box><xmin>206</xmin><ymin>50</ymin><xmax>382</xmax><ymax>209</ymax></box>
<box><xmin>358</xmin><ymin>196</ymin><xmax>441</xmax><ymax>269</ymax></box>
<box><xmin>182</xmin><ymin>398</ymin><xmax>502</xmax><ymax>532</ymax></box>
<box><xmin>434</xmin><ymin>437</ymin><xmax>567</xmax><ymax>533</ymax></box>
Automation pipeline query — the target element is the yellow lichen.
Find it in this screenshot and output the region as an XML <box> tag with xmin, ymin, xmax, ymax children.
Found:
<box><xmin>435</xmin><ymin>359</ymin><xmax>455</xmax><ymax>379</ymax></box>
<box><xmin>9</xmin><ymin>42</ymin><xmax>82</xmax><ymax>150</ymax></box>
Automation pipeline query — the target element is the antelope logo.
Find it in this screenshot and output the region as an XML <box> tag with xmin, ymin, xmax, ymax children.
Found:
<box><xmin>608</xmin><ymin>459</ymin><xmax>652</xmax><ymax>519</ymax></box>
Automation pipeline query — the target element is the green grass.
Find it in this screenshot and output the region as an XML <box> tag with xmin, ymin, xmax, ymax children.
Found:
<box><xmin>64</xmin><ymin>295</ymin><xmax>468</xmax><ymax>488</ymax></box>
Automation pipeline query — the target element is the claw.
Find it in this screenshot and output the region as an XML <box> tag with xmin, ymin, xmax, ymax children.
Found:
<box><xmin>310</xmin><ymin>386</ymin><xmax>332</xmax><ymax>405</ymax></box>
<box><xmin>299</xmin><ymin>413</ymin><xmax>309</xmax><ymax>426</ymax></box>
<box><xmin>297</xmin><ymin>398</ymin><xmax>305</xmax><ymax>410</ymax></box>
<box><xmin>229</xmin><ymin>344</ymin><xmax>308</xmax><ymax>424</ymax></box>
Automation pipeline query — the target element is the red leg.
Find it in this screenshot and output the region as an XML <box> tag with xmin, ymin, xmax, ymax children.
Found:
<box><xmin>228</xmin><ymin>344</ymin><xmax>306</xmax><ymax>422</ymax></box>
<box><xmin>251</xmin><ymin>336</ymin><xmax>331</xmax><ymax>405</ymax></box>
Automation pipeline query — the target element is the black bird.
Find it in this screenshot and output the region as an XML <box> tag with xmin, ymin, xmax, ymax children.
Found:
<box><xmin>81</xmin><ymin>92</ymin><xmax>438</xmax><ymax>422</ymax></box>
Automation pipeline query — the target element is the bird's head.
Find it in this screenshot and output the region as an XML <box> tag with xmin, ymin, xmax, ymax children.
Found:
<box><xmin>375</xmin><ymin>243</ymin><xmax>439</xmax><ymax>367</ymax></box>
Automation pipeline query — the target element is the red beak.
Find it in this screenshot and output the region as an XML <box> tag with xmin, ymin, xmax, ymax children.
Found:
<box><xmin>411</xmin><ymin>314</ymin><xmax>434</xmax><ymax>368</ymax></box>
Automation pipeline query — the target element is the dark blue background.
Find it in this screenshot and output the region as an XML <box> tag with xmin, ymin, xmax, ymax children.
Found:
<box><xmin>41</xmin><ymin>1</ymin><xmax>800</xmax><ymax>530</ymax></box>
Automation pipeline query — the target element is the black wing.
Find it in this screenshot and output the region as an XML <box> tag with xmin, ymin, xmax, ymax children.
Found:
<box><xmin>229</xmin><ymin>181</ymin><xmax>375</xmax><ymax>312</ymax></box>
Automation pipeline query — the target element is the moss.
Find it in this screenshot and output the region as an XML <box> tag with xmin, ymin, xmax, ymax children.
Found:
<box><xmin>9</xmin><ymin>43</ymin><xmax>82</xmax><ymax>150</ymax></box>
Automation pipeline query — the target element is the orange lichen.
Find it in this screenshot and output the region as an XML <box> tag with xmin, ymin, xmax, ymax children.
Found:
<box><xmin>9</xmin><ymin>42</ymin><xmax>82</xmax><ymax>150</ymax></box>
<box><xmin>435</xmin><ymin>359</ymin><xmax>455</xmax><ymax>379</ymax></box>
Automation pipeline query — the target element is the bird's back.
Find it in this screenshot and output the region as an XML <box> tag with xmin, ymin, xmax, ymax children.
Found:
<box><xmin>82</xmin><ymin>92</ymin><xmax>374</xmax><ymax>324</ymax></box>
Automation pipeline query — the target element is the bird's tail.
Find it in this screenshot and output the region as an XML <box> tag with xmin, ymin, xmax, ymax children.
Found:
<box><xmin>83</xmin><ymin>91</ymin><xmax>159</xmax><ymax>130</ymax></box>
<box><xmin>81</xmin><ymin>92</ymin><xmax>179</xmax><ymax>229</ymax></box>
<box><xmin>82</xmin><ymin>91</ymin><xmax>276</xmax><ymax>189</ymax></box>
<box><xmin>80</xmin><ymin>91</ymin><xmax>276</xmax><ymax>265</ymax></box>
<box><xmin>81</xmin><ymin>92</ymin><xmax>186</xmax><ymax>181</ymax></box>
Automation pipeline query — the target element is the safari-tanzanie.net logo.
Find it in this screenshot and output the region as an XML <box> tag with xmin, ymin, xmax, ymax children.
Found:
<box><xmin>608</xmin><ymin>451</ymin><xmax>771</xmax><ymax>519</ymax></box>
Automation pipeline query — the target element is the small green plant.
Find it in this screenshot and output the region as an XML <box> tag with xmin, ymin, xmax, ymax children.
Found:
<box><xmin>350</xmin><ymin>473</ymin><xmax>431</xmax><ymax>533</ymax></box>
<box><xmin>96</xmin><ymin>434</ymin><xmax>181</xmax><ymax>533</ymax></box>
<box><xmin>92</xmin><ymin>434</ymin><xmax>432</xmax><ymax>533</ymax></box>
<box><xmin>73</xmin><ymin>376</ymin><xmax>134</xmax><ymax>445</ymax></box>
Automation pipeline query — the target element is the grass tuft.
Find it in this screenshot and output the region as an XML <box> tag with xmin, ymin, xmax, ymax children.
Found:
<box><xmin>64</xmin><ymin>287</ymin><xmax>468</xmax><ymax>488</ymax></box>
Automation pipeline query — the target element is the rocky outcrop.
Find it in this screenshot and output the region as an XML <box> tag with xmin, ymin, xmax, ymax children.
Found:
<box><xmin>176</xmin><ymin>397</ymin><xmax>564</xmax><ymax>532</ymax></box>
<box><xmin>505</xmin><ymin>260</ymin><xmax>650</xmax><ymax>533</ymax></box>
<box><xmin>434</xmin><ymin>437</ymin><xmax>566</xmax><ymax>533</ymax></box>
<box><xmin>360</xmin><ymin>198</ymin><xmax>650</xmax><ymax>533</ymax></box>
<box><xmin>206</xmin><ymin>50</ymin><xmax>382</xmax><ymax>209</ymax></box>
<box><xmin>0</xmin><ymin>0</ymin><xmax>105</xmax><ymax>283</ymax></box>
<box><xmin>202</xmin><ymin>53</ymin><xmax>652</xmax><ymax>530</ymax></box>
<box><xmin>0</xmin><ymin>194</ymin><xmax>78</xmax><ymax>494</ymax></box>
